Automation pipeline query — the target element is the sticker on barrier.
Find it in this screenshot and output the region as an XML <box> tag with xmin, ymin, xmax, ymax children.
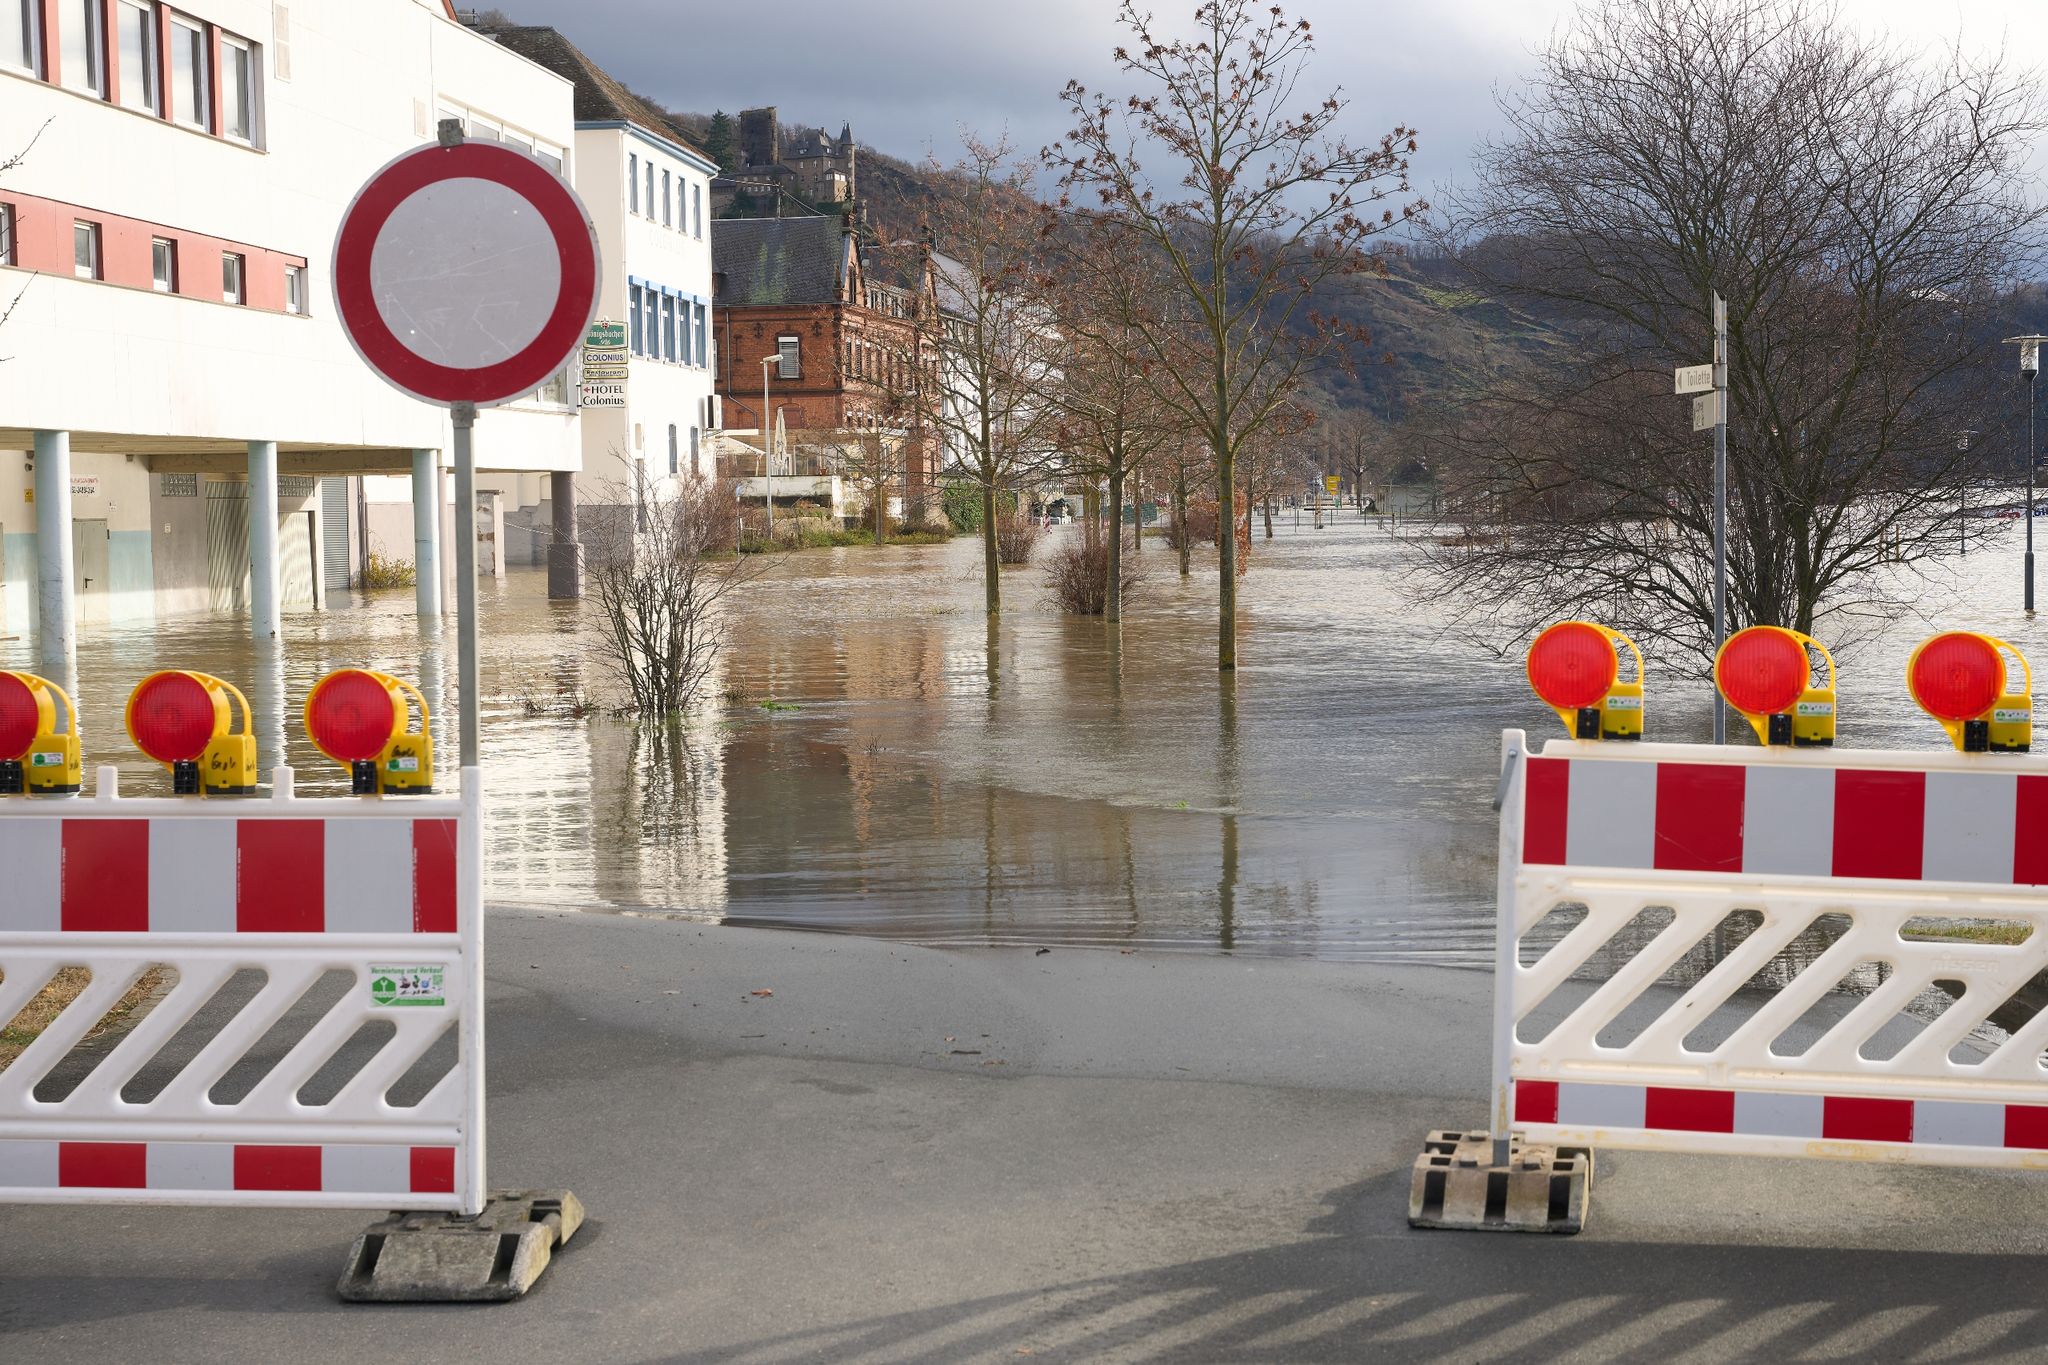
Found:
<box><xmin>0</xmin><ymin>765</ymin><xmax>484</xmax><ymax>1212</ymax></box>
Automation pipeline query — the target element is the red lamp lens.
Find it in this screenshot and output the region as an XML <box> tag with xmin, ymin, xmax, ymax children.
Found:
<box><xmin>309</xmin><ymin>671</ymin><xmax>397</xmax><ymax>762</ymax></box>
<box><xmin>0</xmin><ymin>673</ymin><xmax>38</xmax><ymax>761</ymax></box>
<box><xmin>1716</xmin><ymin>628</ymin><xmax>1809</xmax><ymax>716</ymax></box>
<box><xmin>1908</xmin><ymin>632</ymin><xmax>2004</xmax><ymax>722</ymax></box>
<box><xmin>1527</xmin><ymin>622</ymin><xmax>1619</xmax><ymax>711</ymax></box>
<box><xmin>129</xmin><ymin>672</ymin><xmax>218</xmax><ymax>763</ymax></box>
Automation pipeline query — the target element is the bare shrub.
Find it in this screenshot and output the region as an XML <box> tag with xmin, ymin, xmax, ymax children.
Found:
<box><xmin>585</xmin><ymin>475</ymin><xmax>761</xmax><ymax>716</ymax></box>
<box><xmin>1047</xmin><ymin>533</ymin><xmax>1146</xmax><ymax>615</ymax></box>
<box><xmin>994</xmin><ymin>509</ymin><xmax>1043</xmax><ymax>565</ymax></box>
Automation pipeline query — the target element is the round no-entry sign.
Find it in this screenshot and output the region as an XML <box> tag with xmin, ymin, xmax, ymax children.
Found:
<box><xmin>334</xmin><ymin>140</ymin><xmax>601</xmax><ymax>407</ymax></box>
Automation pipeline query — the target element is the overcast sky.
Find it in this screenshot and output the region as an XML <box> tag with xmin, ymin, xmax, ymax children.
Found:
<box><xmin>494</xmin><ymin>0</ymin><xmax>2048</xmax><ymax>197</ymax></box>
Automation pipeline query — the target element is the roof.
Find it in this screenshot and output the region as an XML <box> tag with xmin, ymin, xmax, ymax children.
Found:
<box><xmin>470</xmin><ymin>25</ymin><xmax>710</xmax><ymax>162</ymax></box>
<box><xmin>713</xmin><ymin>217</ymin><xmax>850</xmax><ymax>308</ymax></box>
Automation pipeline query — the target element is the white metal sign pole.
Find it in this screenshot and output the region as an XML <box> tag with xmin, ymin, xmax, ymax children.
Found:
<box><xmin>1712</xmin><ymin>292</ymin><xmax>1729</xmax><ymax>745</ymax></box>
<box><xmin>453</xmin><ymin>400</ymin><xmax>481</xmax><ymax>768</ymax></box>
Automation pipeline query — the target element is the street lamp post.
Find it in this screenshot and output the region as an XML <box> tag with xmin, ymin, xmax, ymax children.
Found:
<box><xmin>759</xmin><ymin>354</ymin><xmax>779</xmax><ymax>543</ymax></box>
<box><xmin>2005</xmin><ymin>338</ymin><xmax>2045</xmax><ymax>613</ymax></box>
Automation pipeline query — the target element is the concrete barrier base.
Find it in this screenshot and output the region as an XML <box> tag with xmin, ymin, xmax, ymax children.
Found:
<box><xmin>337</xmin><ymin>1189</ymin><xmax>585</xmax><ymax>1302</ymax></box>
<box><xmin>1407</xmin><ymin>1130</ymin><xmax>1590</xmax><ymax>1233</ymax></box>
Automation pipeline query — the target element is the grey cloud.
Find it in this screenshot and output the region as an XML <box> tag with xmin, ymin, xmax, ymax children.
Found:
<box><xmin>490</xmin><ymin>0</ymin><xmax>1558</xmax><ymax>192</ymax></box>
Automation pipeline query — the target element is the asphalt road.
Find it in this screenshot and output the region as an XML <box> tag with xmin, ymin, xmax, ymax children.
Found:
<box><xmin>4</xmin><ymin>910</ymin><xmax>2047</xmax><ymax>1362</ymax></box>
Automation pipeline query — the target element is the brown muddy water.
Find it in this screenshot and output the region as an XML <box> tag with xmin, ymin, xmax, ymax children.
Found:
<box><xmin>9</xmin><ymin>514</ymin><xmax>2048</xmax><ymax>964</ymax></box>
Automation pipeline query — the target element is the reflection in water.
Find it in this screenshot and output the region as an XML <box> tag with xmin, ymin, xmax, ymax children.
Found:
<box><xmin>11</xmin><ymin>519</ymin><xmax>2046</xmax><ymax>963</ymax></box>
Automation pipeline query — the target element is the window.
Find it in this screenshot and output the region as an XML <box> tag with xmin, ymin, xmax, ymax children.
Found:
<box><xmin>534</xmin><ymin>144</ymin><xmax>562</xmax><ymax>174</ymax></box>
<box><xmin>222</xmin><ymin>252</ymin><xmax>245</xmax><ymax>304</ymax></box>
<box><xmin>169</xmin><ymin>15</ymin><xmax>208</xmax><ymax>129</ymax></box>
<box><xmin>285</xmin><ymin>264</ymin><xmax>304</xmax><ymax>315</ymax></box>
<box><xmin>661</xmin><ymin>169</ymin><xmax>671</xmax><ymax>227</ymax></box>
<box><xmin>151</xmin><ymin>237</ymin><xmax>176</xmax><ymax>291</ymax></box>
<box><xmin>628</xmin><ymin>154</ymin><xmax>638</xmax><ymax>212</ymax></box>
<box><xmin>667</xmin><ymin>424</ymin><xmax>678</xmax><ymax>476</ymax></box>
<box><xmin>3</xmin><ymin>0</ymin><xmax>38</xmax><ymax>73</ymax></box>
<box><xmin>61</xmin><ymin>0</ymin><xmax>104</xmax><ymax>95</ymax></box>
<box><xmin>0</xmin><ymin>203</ymin><xmax>14</xmax><ymax>267</ymax></box>
<box><xmin>693</xmin><ymin>303</ymin><xmax>706</xmax><ymax>368</ymax></box>
<box><xmin>116</xmin><ymin>1</ymin><xmax>155</xmax><ymax>110</ymax></box>
<box><xmin>693</xmin><ymin>184</ymin><xmax>703</xmax><ymax>238</ymax></box>
<box><xmin>629</xmin><ymin>283</ymin><xmax>643</xmax><ymax>353</ymax></box>
<box><xmin>537</xmin><ymin>367</ymin><xmax>568</xmax><ymax>404</ymax></box>
<box><xmin>221</xmin><ymin>34</ymin><xmax>256</xmax><ymax>143</ymax></box>
<box><xmin>73</xmin><ymin>221</ymin><xmax>100</xmax><ymax>279</ymax></box>
<box><xmin>645</xmin><ymin>163</ymin><xmax>654</xmax><ymax>219</ymax></box>
<box><xmin>663</xmin><ymin>294</ymin><xmax>677</xmax><ymax>361</ymax></box>
<box><xmin>642</xmin><ymin>288</ymin><xmax>657</xmax><ymax>358</ymax></box>
<box><xmin>776</xmin><ymin>335</ymin><xmax>800</xmax><ymax>380</ymax></box>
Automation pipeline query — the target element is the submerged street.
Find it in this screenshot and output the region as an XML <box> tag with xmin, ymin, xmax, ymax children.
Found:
<box><xmin>10</xmin><ymin>516</ymin><xmax>2046</xmax><ymax>961</ymax></box>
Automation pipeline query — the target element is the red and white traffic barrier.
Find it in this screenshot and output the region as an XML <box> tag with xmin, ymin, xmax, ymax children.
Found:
<box><xmin>1492</xmin><ymin>731</ymin><xmax>2048</xmax><ymax>1170</ymax></box>
<box><xmin>0</xmin><ymin>767</ymin><xmax>485</xmax><ymax>1213</ymax></box>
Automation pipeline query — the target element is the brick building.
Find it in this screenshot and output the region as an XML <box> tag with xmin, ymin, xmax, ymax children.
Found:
<box><xmin>711</xmin><ymin>213</ymin><xmax>942</xmax><ymax>511</ymax></box>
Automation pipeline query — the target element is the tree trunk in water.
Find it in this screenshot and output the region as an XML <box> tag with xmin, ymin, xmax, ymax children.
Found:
<box><xmin>1107</xmin><ymin>468</ymin><xmax>1124</xmax><ymax>623</ymax></box>
<box><xmin>1217</xmin><ymin>440</ymin><xmax>1236</xmax><ymax>671</ymax></box>
<box><xmin>1174</xmin><ymin>474</ymin><xmax>1190</xmax><ymax>577</ymax></box>
<box><xmin>981</xmin><ymin>482</ymin><xmax>1000</xmax><ymax>616</ymax></box>
<box><xmin>1262</xmin><ymin>496</ymin><xmax>1274</xmax><ymax>539</ymax></box>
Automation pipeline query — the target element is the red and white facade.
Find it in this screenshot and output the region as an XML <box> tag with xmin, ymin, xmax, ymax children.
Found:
<box><xmin>0</xmin><ymin>0</ymin><xmax>580</xmax><ymax>648</ymax></box>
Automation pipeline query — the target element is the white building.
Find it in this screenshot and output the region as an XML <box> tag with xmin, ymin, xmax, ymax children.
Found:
<box><xmin>0</xmin><ymin>0</ymin><xmax>579</xmax><ymax>656</ymax></box>
<box><xmin>462</xmin><ymin>23</ymin><xmax>717</xmax><ymax>579</ymax></box>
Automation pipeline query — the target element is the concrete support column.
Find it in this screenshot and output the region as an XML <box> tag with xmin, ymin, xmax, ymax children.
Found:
<box><xmin>547</xmin><ymin>470</ymin><xmax>582</xmax><ymax>599</ymax></box>
<box><xmin>32</xmin><ymin>430</ymin><xmax>74</xmax><ymax>666</ymax></box>
<box><xmin>412</xmin><ymin>448</ymin><xmax>442</xmax><ymax>618</ymax></box>
<box><xmin>435</xmin><ymin>464</ymin><xmax>453</xmax><ymax>616</ymax></box>
<box><xmin>247</xmin><ymin>440</ymin><xmax>281</xmax><ymax>643</ymax></box>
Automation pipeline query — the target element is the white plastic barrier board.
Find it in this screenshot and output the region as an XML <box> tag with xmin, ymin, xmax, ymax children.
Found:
<box><xmin>1491</xmin><ymin>730</ymin><xmax>2048</xmax><ymax>1167</ymax></box>
<box><xmin>0</xmin><ymin>767</ymin><xmax>484</xmax><ymax>1212</ymax></box>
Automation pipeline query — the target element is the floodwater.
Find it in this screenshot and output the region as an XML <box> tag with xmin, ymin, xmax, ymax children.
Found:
<box><xmin>11</xmin><ymin>512</ymin><xmax>2048</xmax><ymax>964</ymax></box>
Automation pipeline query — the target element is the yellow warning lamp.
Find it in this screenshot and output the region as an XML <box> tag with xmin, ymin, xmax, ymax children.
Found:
<box><xmin>1907</xmin><ymin>632</ymin><xmax>2031</xmax><ymax>753</ymax></box>
<box><xmin>125</xmin><ymin>670</ymin><xmax>258</xmax><ymax>796</ymax></box>
<box><xmin>0</xmin><ymin>670</ymin><xmax>83</xmax><ymax>796</ymax></box>
<box><xmin>305</xmin><ymin>669</ymin><xmax>434</xmax><ymax>795</ymax></box>
<box><xmin>1526</xmin><ymin>621</ymin><xmax>1646</xmax><ymax>740</ymax></box>
<box><xmin>1715</xmin><ymin>626</ymin><xmax>1837</xmax><ymax>747</ymax></box>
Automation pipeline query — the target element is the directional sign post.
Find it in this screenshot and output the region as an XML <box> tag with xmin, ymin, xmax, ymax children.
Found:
<box><xmin>334</xmin><ymin>122</ymin><xmax>601</xmax><ymax>767</ymax></box>
<box><xmin>1675</xmin><ymin>293</ymin><xmax>1731</xmax><ymax>742</ymax></box>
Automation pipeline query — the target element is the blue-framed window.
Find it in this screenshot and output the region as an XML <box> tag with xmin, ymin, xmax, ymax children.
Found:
<box><xmin>629</xmin><ymin>283</ymin><xmax>644</xmax><ymax>353</ymax></box>
<box><xmin>662</xmin><ymin>294</ymin><xmax>676</xmax><ymax>361</ymax></box>
<box><xmin>642</xmin><ymin>288</ymin><xmax>658</xmax><ymax>358</ymax></box>
<box><xmin>692</xmin><ymin>301</ymin><xmax>707</xmax><ymax>368</ymax></box>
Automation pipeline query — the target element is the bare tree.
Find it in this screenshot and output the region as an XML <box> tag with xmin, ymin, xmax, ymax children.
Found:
<box><xmin>924</xmin><ymin>135</ymin><xmax>1065</xmax><ymax>616</ymax></box>
<box><xmin>1050</xmin><ymin>0</ymin><xmax>1423</xmax><ymax>668</ymax></box>
<box><xmin>1321</xmin><ymin>409</ymin><xmax>1387</xmax><ymax>512</ymax></box>
<box><xmin>583</xmin><ymin>471</ymin><xmax>761</xmax><ymax>716</ymax></box>
<box><xmin>1044</xmin><ymin>213</ymin><xmax>1184</xmax><ymax>621</ymax></box>
<box><xmin>1426</xmin><ymin>0</ymin><xmax>2046</xmax><ymax>661</ymax></box>
<box><xmin>795</xmin><ymin>427</ymin><xmax>902</xmax><ymax>545</ymax></box>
